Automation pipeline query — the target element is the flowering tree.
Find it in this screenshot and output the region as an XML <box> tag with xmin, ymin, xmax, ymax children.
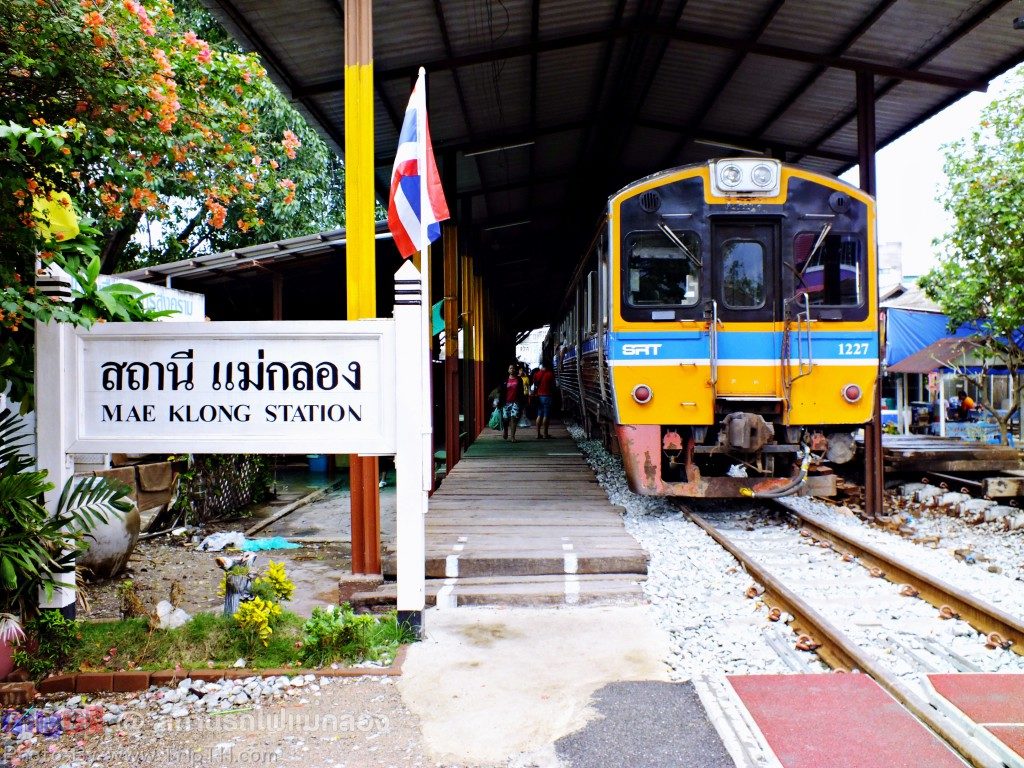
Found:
<box><xmin>921</xmin><ymin>73</ymin><xmax>1024</xmax><ymax>444</ymax></box>
<box><xmin>1</xmin><ymin>0</ymin><xmax>346</xmax><ymax>410</ymax></box>
<box><xmin>1</xmin><ymin>0</ymin><xmax>343</xmax><ymax>277</ymax></box>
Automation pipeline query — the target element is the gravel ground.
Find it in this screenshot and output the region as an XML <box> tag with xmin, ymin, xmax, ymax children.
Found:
<box><xmin>712</xmin><ymin>509</ymin><xmax>1024</xmax><ymax>680</ymax></box>
<box><xmin>7</xmin><ymin>675</ymin><xmax>431</xmax><ymax>768</ymax></box>
<box><xmin>566</xmin><ymin>423</ymin><xmax>825</xmax><ymax>680</ymax></box>
<box><xmin>781</xmin><ymin>492</ymin><xmax>1024</xmax><ymax>617</ymax></box>
<box><xmin>566</xmin><ymin>422</ymin><xmax>1024</xmax><ymax>683</ymax></box>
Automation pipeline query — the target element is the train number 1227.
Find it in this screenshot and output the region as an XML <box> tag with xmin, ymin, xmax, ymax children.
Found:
<box><xmin>838</xmin><ymin>342</ymin><xmax>870</xmax><ymax>356</ymax></box>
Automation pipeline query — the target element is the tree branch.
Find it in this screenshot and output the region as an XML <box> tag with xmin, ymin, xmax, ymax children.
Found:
<box><xmin>98</xmin><ymin>210</ymin><xmax>143</xmax><ymax>274</ymax></box>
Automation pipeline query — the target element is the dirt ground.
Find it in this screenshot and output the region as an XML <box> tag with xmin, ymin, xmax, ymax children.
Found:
<box><xmin>81</xmin><ymin>520</ymin><xmax>351</xmax><ymax>622</ymax></box>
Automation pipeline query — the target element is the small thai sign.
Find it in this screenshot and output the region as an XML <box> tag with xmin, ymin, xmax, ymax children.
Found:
<box><xmin>96</xmin><ymin>275</ymin><xmax>206</xmax><ymax>321</ymax></box>
<box><xmin>66</xmin><ymin>321</ymin><xmax>396</xmax><ymax>455</ymax></box>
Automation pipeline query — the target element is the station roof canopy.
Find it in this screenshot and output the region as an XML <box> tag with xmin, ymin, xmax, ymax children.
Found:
<box><xmin>201</xmin><ymin>0</ymin><xmax>1024</xmax><ymax>329</ymax></box>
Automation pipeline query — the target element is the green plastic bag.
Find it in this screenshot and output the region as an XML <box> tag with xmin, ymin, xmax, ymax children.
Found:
<box><xmin>487</xmin><ymin>407</ymin><xmax>502</xmax><ymax>430</ymax></box>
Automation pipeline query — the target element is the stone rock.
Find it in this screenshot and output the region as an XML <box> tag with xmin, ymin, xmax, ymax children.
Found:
<box><xmin>155</xmin><ymin>600</ymin><xmax>191</xmax><ymax>630</ymax></box>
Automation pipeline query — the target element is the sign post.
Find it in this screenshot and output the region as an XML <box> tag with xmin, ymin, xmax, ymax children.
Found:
<box><xmin>35</xmin><ymin>265</ymin><xmax>428</xmax><ymax>631</ymax></box>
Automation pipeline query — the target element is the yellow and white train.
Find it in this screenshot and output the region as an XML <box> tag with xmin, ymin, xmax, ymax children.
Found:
<box><xmin>551</xmin><ymin>158</ymin><xmax>878</xmax><ymax>497</ymax></box>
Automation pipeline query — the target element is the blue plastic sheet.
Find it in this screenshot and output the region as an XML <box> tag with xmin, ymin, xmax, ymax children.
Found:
<box><xmin>241</xmin><ymin>536</ymin><xmax>300</xmax><ymax>551</ymax></box>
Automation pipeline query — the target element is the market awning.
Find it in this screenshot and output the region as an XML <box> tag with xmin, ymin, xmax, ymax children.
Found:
<box><xmin>887</xmin><ymin>336</ymin><xmax>983</xmax><ymax>374</ymax></box>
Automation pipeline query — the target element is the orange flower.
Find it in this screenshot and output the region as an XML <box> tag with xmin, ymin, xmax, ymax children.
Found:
<box><xmin>205</xmin><ymin>198</ymin><xmax>227</xmax><ymax>229</ymax></box>
<box><xmin>281</xmin><ymin>130</ymin><xmax>301</xmax><ymax>160</ymax></box>
<box><xmin>82</xmin><ymin>10</ymin><xmax>104</xmax><ymax>28</ymax></box>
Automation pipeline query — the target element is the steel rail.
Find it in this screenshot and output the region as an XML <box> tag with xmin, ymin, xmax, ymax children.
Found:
<box><xmin>687</xmin><ymin>511</ymin><xmax>1007</xmax><ymax>768</ymax></box>
<box><xmin>777</xmin><ymin>501</ymin><xmax>1024</xmax><ymax>656</ymax></box>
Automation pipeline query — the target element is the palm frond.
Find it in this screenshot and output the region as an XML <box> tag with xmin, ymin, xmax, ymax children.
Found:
<box><xmin>56</xmin><ymin>475</ymin><xmax>132</xmax><ymax>533</ymax></box>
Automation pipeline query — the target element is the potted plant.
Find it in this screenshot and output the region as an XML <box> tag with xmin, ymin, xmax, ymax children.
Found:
<box><xmin>0</xmin><ymin>409</ymin><xmax>132</xmax><ymax>677</ymax></box>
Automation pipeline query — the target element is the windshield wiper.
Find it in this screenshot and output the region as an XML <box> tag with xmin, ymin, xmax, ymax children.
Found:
<box><xmin>798</xmin><ymin>222</ymin><xmax>832</xmax><ymax>278</ymax></box>
<box><xmin>658</xmin><ymin>220</ymin><xmax>702</xmax><ymax>270</ymax></box>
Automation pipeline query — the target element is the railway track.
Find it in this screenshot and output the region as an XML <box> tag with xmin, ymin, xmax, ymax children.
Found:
<box><xmin>684</xmin><ymin>502</ymin><xmax>1024</xmax><ymax>768</ymax></box>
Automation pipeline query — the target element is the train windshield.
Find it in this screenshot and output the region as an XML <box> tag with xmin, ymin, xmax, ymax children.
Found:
<box><xmin>624</xmin><ymin>229</ymin><xmax>701</xmax><ymax>307</ymax></box>
<box><xmin>720</xmin><ymin>239</ymin><xmax>766</xmax><ymax>309</ymax></box>
<box><xmin>792</xmin><ymin>231</ymin><xmax>864</xmax><ymax>306</ymax></box>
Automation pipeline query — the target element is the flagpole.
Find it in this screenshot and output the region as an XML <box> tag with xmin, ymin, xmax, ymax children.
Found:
<box><xmin>417</xmin><ymin>67</ymin><xmax>432</xmax><ymax>492</ymax></box>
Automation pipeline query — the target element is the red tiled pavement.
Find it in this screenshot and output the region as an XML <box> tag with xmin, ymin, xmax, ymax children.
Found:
<box><xmin>729</xmin><ymin>674</ymin><xmax>963</xmax><ymax>768</ymax></box>
<box><xmin>928</xmin><ymin>674</ymin><xmax>1024</xmax><ymax>723</ymax></box>
<box><xmin>929</xmin><ymin>673</ymin><xmax>1024</xmax><ymax>759</ymax></box>
<box><xmin>987</xmin><ymin>726</ymin><xmax>1024</xmax><ymax>758</ymax></box>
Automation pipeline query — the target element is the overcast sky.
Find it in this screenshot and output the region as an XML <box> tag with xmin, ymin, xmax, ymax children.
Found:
<box><xmin>840</xmin><ymin>66</ymin><xmax>1021</xmax><ymax>278</ymax></box>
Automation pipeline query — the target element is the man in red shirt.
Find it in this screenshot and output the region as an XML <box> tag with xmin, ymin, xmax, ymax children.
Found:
<box><xmin>532</xmin><ymin>361</ymin><xmax>556</xmax><ymax>439</ymax></box>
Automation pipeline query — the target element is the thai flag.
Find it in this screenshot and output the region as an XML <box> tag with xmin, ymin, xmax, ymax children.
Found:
<box><xmin>388</xmin><ymin>69</ymin><xmax>449</xmax><ymax>258</ymax></box>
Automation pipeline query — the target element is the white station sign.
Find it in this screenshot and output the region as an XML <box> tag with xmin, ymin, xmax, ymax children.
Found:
<box><xmin>65</xmin><ymin>320</ymin><xmax>396</xmax><ymax>455</ymax></box>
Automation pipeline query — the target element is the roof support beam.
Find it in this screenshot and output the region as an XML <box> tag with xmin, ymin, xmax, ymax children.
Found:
<box><xmin>637</xmin><ymin>119</ymin><xmax>856</xmax><ymax>163</ymax></box>
<box><xmin>659</xmin><ymin>26</ymin><xmax>989</xmax><ymax>92</ymax></box>
<box><xmin>208</xmin><ymin>0</ymin><xmax>347</xmax><ymax>150</ymax></box>
<box><xmin>610</xmin><ymin>0</ymin><xmax>691</xmax><ymax>170</ymax></box>
<box><xmin>751</xmin><ymin>0</ymin><xmax>899</xmax><ymax>138</ymax></box>
<box><xmin>800</xmin><ymin>0</ymin><xmax>1010</xmax><ymax>164</ymax></box>
<box><xmin>660</xmin><ymin>0</ymin><xmax>786</xmax><ymax>166</ymax></box>
<box><xmin>430</xmin><ymin>0</ymin><xmax>474</xmax><ymax>136</ymax></box>
<box><xmin>292</xmin><ymin>21</ymin><xmax>987</xmax><ymax>98</ymax></box>
<box><xmin>527</xmin><ymin>0</ymin><xmax>541</xmax><ymax>210</ymax></box>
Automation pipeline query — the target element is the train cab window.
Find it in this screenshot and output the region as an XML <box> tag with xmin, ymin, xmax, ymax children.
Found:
<box><xmin>720</xmin><ymin>239</ymin><xmax>766</xmax><ymax>309</ymax></box>
<box><xmin>792</xmin><ymin>231</ymin><xmax>864</xmax><ymax>306</ymax></box>
<box><xmin>625</xmin><ymin>229</ymin><xmax>700</xmax><ymax>308</ymax></box>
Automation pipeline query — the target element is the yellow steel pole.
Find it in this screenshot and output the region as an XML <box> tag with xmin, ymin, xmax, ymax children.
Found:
<box><xmin>344</xmin><ymin>0</ymin><xmax>379</xmax><ymax>574</ymax></box>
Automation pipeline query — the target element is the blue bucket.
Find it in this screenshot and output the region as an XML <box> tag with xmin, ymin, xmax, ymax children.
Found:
<box><xmin>307</xmin><ymin>454</ymin><xmax>329</xmax><ymax>472</ymax></box>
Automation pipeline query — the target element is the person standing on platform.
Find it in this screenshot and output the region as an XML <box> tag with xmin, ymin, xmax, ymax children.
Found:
<box><xmin>532</xmin><ymin>361</ymin><xmax>556</xmax><ymax>439</ymax></box>
<box><xmin>500</xmin><ymin>363</ymin><xmax>525</xmax><ymax>442</ymax></box>
<box><xmin>517</xmin><ymin>363</ymin><xmax>532</xmax><ymax>429</ymax></box>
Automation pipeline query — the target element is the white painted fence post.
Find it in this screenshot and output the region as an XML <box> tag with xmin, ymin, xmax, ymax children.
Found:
<box><xmin>393</xmin><ymin>261</ymin><xmax>428</xmax><ymax>635</ymax></box>
<box><xmin>34</xmin><ymin>270</ymin><xmax>77</xmax><ymax>618</ymax></box>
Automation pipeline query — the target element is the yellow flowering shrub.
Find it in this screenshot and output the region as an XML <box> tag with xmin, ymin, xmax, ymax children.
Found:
<box><xmin>233</xmin><ymin>597</ymin><xmax>281</xmax><ymax>647</ymax></box>
<box><xmin>253</xmin><ymin>560</ymin><xmax>295</xmax><ymax>602</ymax></box>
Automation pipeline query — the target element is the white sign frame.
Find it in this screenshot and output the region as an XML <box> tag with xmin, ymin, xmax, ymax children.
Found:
<box><xmin>36</xmin><ymin>262</ymin><xmax>428</xmax><ymax>623</ymax></box>
<box><xmin>59</xmin><ymin>320</ymin><xmax>396</xmax><ymax>456</ymax></box>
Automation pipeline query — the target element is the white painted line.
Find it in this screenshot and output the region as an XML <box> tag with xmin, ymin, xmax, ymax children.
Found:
<box><xmin>564</xmin><ymin>575</ymin><xmax>580</xmax><ymax>605</ymax></box>
<box><xmin>435</xmin><ymin>582</ymin><xmax>456</xmax><ymax>610</ymax></box>
<box><xmin>445</xmin><ymin>554</ymin><xmax>459</xmax><ymax>578</ymax></box>
<box><xmin>978</xmin><ymin>722</ymin><xmax>1024</xmax><ymax>727</ymax></box>
<box><xmin>457</xmin><ymin>535</ymin><xmax>468</xmax><ymax>543</ymax></box>
<box><xmin>453</xmin><ymin>543</ymin><xmax>465</xmax><ymax>552</ymax></box>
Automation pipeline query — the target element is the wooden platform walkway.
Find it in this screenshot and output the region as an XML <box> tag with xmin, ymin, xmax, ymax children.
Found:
<box><xmin>356</xmin><ymin>422</ymin><xmax>648</xmax><ymax>608</ymax></box>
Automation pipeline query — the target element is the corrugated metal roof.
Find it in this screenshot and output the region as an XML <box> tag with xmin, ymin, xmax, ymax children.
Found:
<box><xmin>117</xmin><ymin>227</ymin><xmax>392</xmax><ymax>284</ymax></box>
<box><xmin>200</xmin><ymin>0</ymin><xmax>1024</xmax><ymax>328</ymax></box>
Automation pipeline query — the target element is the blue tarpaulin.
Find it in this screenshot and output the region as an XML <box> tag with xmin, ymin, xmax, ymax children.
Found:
<box><xmin>885</xmin><ymin>308</ymin><xmax>973</xmax><ymax>367</ymax></box>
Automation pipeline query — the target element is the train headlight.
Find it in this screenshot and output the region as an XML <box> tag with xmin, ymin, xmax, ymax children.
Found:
<box><xmin>751</xmin><ymin>163</ymin><xmax>775</xmax><ymax>188</ymax></box>
<box><xmin>719</xmin><ymin>163</ymin><xmax>742</xmax><ymax>188</ymax></box>
<box><xmin>842</xmin><ymin>384</ymin><xmax>862</xmax><ymax>403</ymax></box>
<box><xmin>631</xmin><ymin>384</ymin><xmax>654</xmax><ymax>404</ymax></box>
<box><xmin>709</xmin><ymin>158</ymin><xmax>781</xmax><ymax>196</ymax></box>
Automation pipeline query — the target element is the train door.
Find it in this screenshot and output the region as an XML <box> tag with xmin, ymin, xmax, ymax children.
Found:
<box><xmin>709</xmin><ymin>221</ymin><xmax>781</xmax><ymax>397</ymax></box>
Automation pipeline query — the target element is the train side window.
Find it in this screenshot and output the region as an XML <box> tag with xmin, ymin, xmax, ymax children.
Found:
<box><xmin>720</xmin><ymin>239</ymin><xmax>766</xmax><ymax>309</ymax></box>
<box><xmin>792</xmin><ymin>232</ymin><xmax>863</xmax><ymax>306</ymax></box>
<box><xmin>625</xmin><ymin>229</ymin><xmax>700</xmax><ymax>308</ymax></box>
